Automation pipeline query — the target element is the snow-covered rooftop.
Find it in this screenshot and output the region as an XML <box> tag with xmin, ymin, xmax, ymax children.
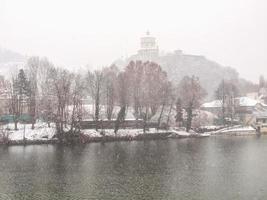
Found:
<box><xmin>202</xmin><ymin>97</ymin><xmax>266</xmax><ymax>108</ymax></box>
<box><xmin>255</xmin><ymin>111</ymin><xmax>267</xmax><ymax>118</ymax></box>
<box><xmin>201</xmin><ymin>100</ymin><xmax>222</xmax><ymax>108</ymax></box>
<box><xmin>237</xmin><ymin>97</ymin><xmax>258</xmax><ymax>107</ymax></box>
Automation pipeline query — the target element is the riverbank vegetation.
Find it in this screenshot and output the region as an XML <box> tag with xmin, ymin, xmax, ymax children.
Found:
<box><xmin>0</xmin><ymin>56</ymin><xmax>213</xmax><ymax>144</ymax></box>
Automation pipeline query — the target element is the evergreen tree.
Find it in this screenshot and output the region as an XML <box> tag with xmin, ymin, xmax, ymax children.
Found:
<box><xmin>10</xmin><ymin>69</ymin><xmax>30</xmax><ymax>130</ymax></box>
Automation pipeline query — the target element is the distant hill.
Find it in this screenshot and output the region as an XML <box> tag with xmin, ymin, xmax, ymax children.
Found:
<box><xmin>114</xmin><ymin>50</ymin><xmax>256</xmax><ymax>99</ymax></box>
<box><xmin>0</xmin><ymin>48</ymin><xmax>25</xmax><ymax>63</ymax></box>
<box><xmin>0</xmin><ymin>48</ymin><xmax>26</xmax><ymax>76</ymax></box>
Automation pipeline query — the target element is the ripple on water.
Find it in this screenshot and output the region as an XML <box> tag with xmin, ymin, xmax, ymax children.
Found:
<box><xmin>0</xmin><ymin>193</ymin><xmax>12</xmax><ymax>200</ymax></box>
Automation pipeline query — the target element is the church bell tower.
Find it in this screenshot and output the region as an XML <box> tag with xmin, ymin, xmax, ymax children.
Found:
<box><xmin>137</xmin><ymin>31</ymin><xmax>159</xmax><ymax>61</ymax></box>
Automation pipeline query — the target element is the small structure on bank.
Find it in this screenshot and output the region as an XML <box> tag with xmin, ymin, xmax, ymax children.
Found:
<box><xmin>201</xmin><ymin>96</ymin><xmax>267</xmax><ymax>125</ymax></box>
<box><xmin>255</xmin><ymin>111</ymin><xmax>267</xmax><ymax>134</ymax></box>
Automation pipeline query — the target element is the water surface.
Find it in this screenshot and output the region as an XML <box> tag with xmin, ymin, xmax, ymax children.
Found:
<box><xmin>0</xmin><ymin>136</ymin><xmax>267</xmax><ymax>200</ymax></box>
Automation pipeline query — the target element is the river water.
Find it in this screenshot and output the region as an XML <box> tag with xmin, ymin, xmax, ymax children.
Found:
<box><xmin>0</xmin><ymin>136</ymin><xmax>267</xmax><ymax>200</ymax></box>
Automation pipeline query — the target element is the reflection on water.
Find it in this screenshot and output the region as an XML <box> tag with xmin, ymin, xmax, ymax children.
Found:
<box><xmin>0</xmin><ymin>136</ymin><xmax>267</xmax><ymax>200</ymax></box>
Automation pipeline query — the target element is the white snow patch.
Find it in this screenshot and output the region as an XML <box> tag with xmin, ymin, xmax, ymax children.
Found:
<box><xmin>210</xmin><ymin>125</ymin><xmax>256</xmax><ymax>135</ymax></box>
<box><xmin>202</xmin><ymin>100</ymin><xmax>222</xmax><ymax>108</ymax></box>
<box><xmin>82</xmin><ymin>128</ymin><xmax>170</xmax><ymax>138</ymax></box>
<box><xmin>0</xmin><ymin>122</ymin><xmax>56</xmax><ymax>141</ymax></box>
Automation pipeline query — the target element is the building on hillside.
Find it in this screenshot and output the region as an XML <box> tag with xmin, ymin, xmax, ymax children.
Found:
<box><xmin>135</xmin><ymin>31</ymin><xmax>159</xmax><ymax>61</ymax></box>
<box><xmin>201</xmin><ymin>97</ymin><xmax>267</xmax><ymax>114</ymax></box>
<box><xmin>201</xmin><ymin>97</ymin><xmax>267</xmax><ymax>125</ymax></box>
<box><xmin>259</xmin><ymin>88</ymin><xmax>267</xmax><ymax>104</ymax></box>
<box><xmin>255</xmin><ymin>111</ymin><xmax>267</xmax><ymax>133</ymax></box>
<box><xmin>201</xmin><ymin>100</ymin><xmax>222</xmax><ymax>114</ymax></box>
<box><xmin>246</xmin><ymin>92</ymin><xmax>259</xmax><ymax>100</ymax></box>
<box><xmin>235</xmin><ymin>97</ymin><xmax>267</xmax><ymax>113</ymax></box>
<box><xmin>0</xmin><ymin>75</ymin><xmax>11</xmax><ymax>115</ymax></box>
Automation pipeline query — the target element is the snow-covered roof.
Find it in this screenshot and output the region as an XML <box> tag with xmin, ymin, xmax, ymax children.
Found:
<box><xmin>255</xmin><ymin>111</ymin><xmax>267</xmax><ymax>119</ymax></box>
<box><xmin>237</xmin><ymin>97</ymin><xmax>258</xmax><ymax>107</ymax></box>
<box><xmin>202</xmin><ymin>97</ymin><xmax>266</xmax><ymax>108</ymax></box>
<box><xmin>201</xmin><ymin>100</ymin><xmax>222</xmax><ymax>108</ymax></box>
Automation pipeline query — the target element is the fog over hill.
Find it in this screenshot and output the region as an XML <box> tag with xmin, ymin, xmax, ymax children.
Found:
<box><xmin>0</xmin><ymin>48</ymin><xmax>25</xmax><ymax>63</ymax></box>
<box><xmin>0</xmin><ymin>48</ymin><xmax>26</xmax><ymax>76</ymax></box>
<box><xmin>0</xmin><ymin>45</ymin><xmax>257</xmax><ymax>99</ymax></box>
<box><xmin>114</xmin><ymin>32</ymin><xmax>257</xmax><ymax>99</ymax></box>
<box><xmin>114</xmin><ymin>51</ymin><xmax>239</xmax><ymax>99</ymax></box>
<box><xmin>152</xmin><ymin>52</ymin><xmax>239</xmax><ymax>99</ymax></box>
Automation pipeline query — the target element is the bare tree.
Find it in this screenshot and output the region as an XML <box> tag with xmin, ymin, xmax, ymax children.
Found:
<box><xmin>125</xmin><ymin>61</ymin><xmax>168</xmax><ymax>132</ymax></box>
<box><xmin>259</xmin><ymin>75</ymin><xmax>265</xmax><ymax>88</ymax></box>
<box><xmin>178</xmin><ymin>76</ymin><xmax>206</xmax><ymax>132</ymax></box>
<box><xmin>125</xmin><ymin>61</ymin><xmax>144</xmax><ymax>119</ymax></box>
<box><xmin>141</xmin><ymin>61</ymin><xmax>168</xmax><ymax>132</ymax></box>
<box><xmin>114</xmin><ymin>72</ymin><xmax>129</xmax><ymax>134</ymax></box>
<box><xmin>86</xmin><ymin>70</ymin><xmax>104</xmax><ymax>130</ymax></box>
<box><xmin>8</xmin><ymin>77</ymin><xmax>19</xmax><ymax>130</ymax></box>
<box><xmin>69</xmin><ymin>74</ymin><xmax>85</xmax><ymax>134</ymax></box>
<box><xmin>215</xmin><ymin>79</ymin><xmax>239</xmax><ymax>125</ymax></box>
<box><xmin>157</xmin><ymin>81</ymin><xmax>173</xmax><ymax>129</ymax></box>
<box><xmin>26</xmin><ymin>57</ymin><xmax>40</xmax><ymax>129</ymax></box>
<box><xmin>51</xmin><ymin>68</ymin><xmax>73</xmax><ymax>139</ymax></box>
<box><xmin>175</xmin><ymin>98</ymin><xmax>183</xmax><ymax>127</ymax></box>
<box><xmin>102</xmin><ymin>65</ymin><xmax>119</xmax><ymax>120</ymax></box>
<box><xmin>38</xmin><ymin>58</ymin><xmax>56</xmax><ymax>127</ymax></box>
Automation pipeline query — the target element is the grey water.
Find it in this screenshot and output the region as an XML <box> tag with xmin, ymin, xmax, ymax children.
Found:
<box><xmin>0</xmin><ymin>136</ymin><xmax>267</xmax><ymax>200</ymax></box>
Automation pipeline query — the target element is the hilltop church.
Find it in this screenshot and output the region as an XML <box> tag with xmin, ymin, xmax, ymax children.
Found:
<box><xmin>113</xmin><ymin>32</ymin><xmax>239</xmax><ymax>100</ymax></box>
<box><xmin>135</xmin><ymin>31</ymin><xmax>159</xmax><ymax>61</ymax></box>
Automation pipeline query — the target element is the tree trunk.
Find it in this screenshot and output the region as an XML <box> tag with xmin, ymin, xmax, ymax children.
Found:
<box><xmin>31</xmin><ymin>121</ymin><xmax>35</xmax><ymax>130</ymax></box>
<box><xmin>95</xmin><ymin>95</ymin><xmax>100</xmax><ymax>131</ymax></box>
<box><xmin>14</xmin><ymin>120</ymin><xmax>18</xmax><ymax>131</ymax></box>
<box><xmin>143</xmin><ymin>107</ymin><xmax>148</xmax><ymax>134</ymax></box>
<box><xmin>166</xmin><ymin>103</ymin><xmax>173</xmax><ymax>129</ymax></box>
<box><xmin>157</xmin><ymin>104</ymin><xmax>165</xmax><ymax>129</ymax></box>
<box><xmin>186</xmin><ymin>106</ymin><xmax>193</xmax><ymax>132</ymax></box>
<box><xmin>114</xmin><ymin>106</ymin><xmax>126</xmax><ymax>135</ymax></box>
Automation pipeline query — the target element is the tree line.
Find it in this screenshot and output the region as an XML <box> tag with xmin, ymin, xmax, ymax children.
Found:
<box><xmin>0</xmin><ymin>57</ymin><xmax>207</xmax><ymax>140</ymax></box>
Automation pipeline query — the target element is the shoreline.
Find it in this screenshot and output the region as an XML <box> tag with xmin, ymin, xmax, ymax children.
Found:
<box><xmin>0</xmin><ymin>132</ymin><xmax>174</xmax><ymax>146</ymax></box>
<box><xmin>0</xmin><ymin>125</ymin><xmax>259</xmax><ymax>146</ymax></box>
<box><xmin>0</xmin><ymin>131</ymin><xmax>213</xmax><ymax>146</ymax></box>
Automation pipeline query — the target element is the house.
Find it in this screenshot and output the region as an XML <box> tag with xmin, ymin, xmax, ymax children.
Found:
<box><xmin>235</xmin><ymin>97</ymin><xmax>267</xmax><ymax>113</ymax></box>
<box><xmin>255</xmin><ymin>111</ymin><xmax>267</xmax><ymax>133</ymax></box>
<box><xmin>201</xmin><ymin>97</ymin><xmax>267</xmax><ymax>114</ymax></box>
<box><xmin>201</xmin><ymin>100</ymin><xmax>222</xmax><ymax>114</ymax></box>
<box><xmin>259</xmin><ymin>88</ymin><xmax>267</xmax><ymax>104</ymax></box>
<box><xmin>201</xmin><ymin>97</ymin><xmax>267</xmax><ymax>125</ymax></box>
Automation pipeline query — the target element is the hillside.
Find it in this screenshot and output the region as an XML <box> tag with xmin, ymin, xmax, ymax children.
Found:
<box><xmin>0</xmin><ymin>48</ymin><xmax>25</xmax><ymax>63</ymax></box>
<box><xmin>114</xmin><ymin>51</ymin><xmax>245</xmax><ymax>99</ymax></box>
<box><xmin>155</xmin><ymin>52</ymin><xmax>239</xmax><ymax>99</ymax></box>
<box><xmin>0</xmin><ymin>48</ymin><xmax>26</xmax><ymax>76</ymax></box>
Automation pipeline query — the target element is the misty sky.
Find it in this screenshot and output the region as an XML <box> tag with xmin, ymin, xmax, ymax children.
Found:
<box><xmin>0</xmin><ymin>0</ymin><xmax>266</xmax><ymax>82</ymax></box>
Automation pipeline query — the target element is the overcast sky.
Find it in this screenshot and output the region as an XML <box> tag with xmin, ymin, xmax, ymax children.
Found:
<box><xmin>0</xmin><ymin>0</ymin><xmax>266</xmax><ymax>82</ymax></box>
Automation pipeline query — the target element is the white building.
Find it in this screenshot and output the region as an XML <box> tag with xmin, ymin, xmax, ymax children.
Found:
<box><xmin>136</xmin><ymin>31</ymin><xmax>159</xmax><ymax>61</ymax></box>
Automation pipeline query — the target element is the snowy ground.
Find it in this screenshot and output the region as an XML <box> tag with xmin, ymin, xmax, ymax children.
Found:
<box><xmin>0</xmin><ymin>122</ymin><xmax>256</xmax><ymax>144</ymax></box>
<box><xmin>0</xmin><ymin>122</ymin><xmax>213</xmax><ymax>144</ymax></box>
<box><xmin>0</xmin><ymin>122</ymin><xmax>56</xmax><ymax>141</ymax></box>
<box><xmin>82</xmin><ymin>128</ymin><xmax>171</xmax><ymax>138</ymax></box>
<box><xmin>168</xmin><ymin>128</ymin><xmax>210</xmax><ymax>138</ymax></box>
<box><xmin>2</xmin><ymin>122</ymin><xmax>257</xmax><ymax>144</ymax></box>
<box><xmin>0</xmin><ymin>122</ymin><xmax>173</xmax><ymax>142</ymax></box>
<box><xmin>210</xmin><ymin>125</ymin><xmax>256</xmax><ymax>135</ymax></box>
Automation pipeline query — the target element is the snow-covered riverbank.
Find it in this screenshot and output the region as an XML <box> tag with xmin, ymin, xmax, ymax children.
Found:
<box><xmin>0</xmin><ymin>122</ymin><xmax>211</xmax><ymax>145</ymax></box>
<box><xmin>0</xmin><ymin>123</ymin><xmax>258</xmax><ymax>145</ymax></box>
<box><xmin>0</xmin><ymin>123</ymin><xmax>56</xmax><ymax>142</ymax></box>
<box><xmin>210</xmin><ymin>125</ymin><xmax>257</xmax><ymax>136</ymax></box>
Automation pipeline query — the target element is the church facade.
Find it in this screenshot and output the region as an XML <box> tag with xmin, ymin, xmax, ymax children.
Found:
<box><xmin>135</xmin><ymin>31</ymin><xmax>159</xmax><ymax>61</ymax></box>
